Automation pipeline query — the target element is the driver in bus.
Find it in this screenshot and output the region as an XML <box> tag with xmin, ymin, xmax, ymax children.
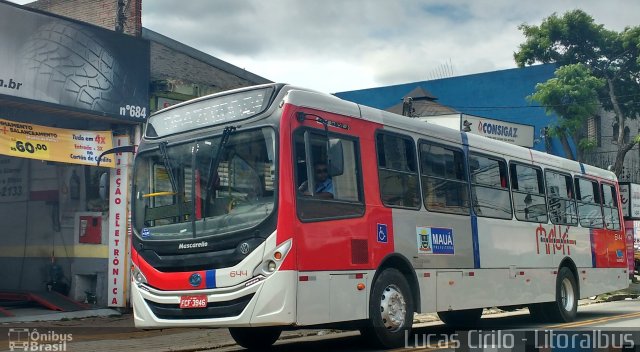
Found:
<box><xmin>298</xmin><ymin>162</ymin><xmax>334</xmax><ymax>199</ymax></box>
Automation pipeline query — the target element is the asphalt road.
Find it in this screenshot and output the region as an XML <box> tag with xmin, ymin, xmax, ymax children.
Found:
<box><xmin>1</xmin><ymin>299</ymin><xmax>638</xmax><ymax>352</ymax></box>
<box><xmin>213</xmin><ymin>299</ymin><xmax>640</xmax><ymax>352</ymax></box>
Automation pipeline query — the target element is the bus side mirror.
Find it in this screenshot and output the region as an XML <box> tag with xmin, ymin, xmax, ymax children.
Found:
<box><xmin>99</xmin><ymin>172</ymin><xmax>109</xmax><ymax>201</ymax></box>
<box><xmin>328</xmin><ymin>138</ymin><xmax>344</xmax><ymax>177</ymax></box>
<box><xmin>97</xmin><ymin>145</ymin><xmax>136</xmax><ymax>166</ymax></box>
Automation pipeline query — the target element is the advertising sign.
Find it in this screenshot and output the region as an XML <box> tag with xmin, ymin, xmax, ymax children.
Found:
<box><xmin>0</xmin><ymin>156</ymin><xmax>28</xmax><ymax>202</ymax></box>
<box><xmin>631</xmin><ymin>183</ymin><xmax>640</xmax><ymax>220</ymax></box>
<box><xmin>620</xmin><ymin>183</ymin><xmax>630</xmax><ymax>218</ymax></box>
<box><xmin>462</xmin><ymin>115</ymin><xmax>535</xmax><ymax>148</ymax></box>
<box><xmin>108</xmin><ymin>136</ymin><xmax>131</xmax><ymax>307</ymax></box>
<box><xmin>417</xmin><ymin>227</ymin><xmax>455</xmax><ymax>255</ymax></box>
<box><xmin>0</xmin><ymin>118</ymin><xmax>115</xmax><ymax>167</ymax></box>
<box><xmin>0</xmin><ymin>2</ymin><xmax>149</xmax><ymax>121</ymax></box>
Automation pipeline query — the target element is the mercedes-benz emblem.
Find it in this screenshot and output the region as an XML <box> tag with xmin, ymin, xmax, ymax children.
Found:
<box><xmin>189</xmin><ymin>273</ymin><xmax>202</xmax><ymax>287</ymax></box>
<box><xmin>239</xmin><ymin>242</ymin><xmax>250</xmax><ymax>255</ymax></box>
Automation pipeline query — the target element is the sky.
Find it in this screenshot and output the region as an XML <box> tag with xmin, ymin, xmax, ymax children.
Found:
<box><xmin>9</xmin><ymin>0</ymin><xmax>640</xmax><ymax>93</ymax></box>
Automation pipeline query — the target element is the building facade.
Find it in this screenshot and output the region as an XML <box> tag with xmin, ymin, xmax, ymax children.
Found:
<box><xmin>335</xmin><ymin>64</ymin><xmax>640</xmax><ymax>183</ymax></box>
<box><xmin>1</xmin><ymin>0</ymin><xmax>269</xmax><ymax>310</ymax></box>
<box><xmin>0</xmin><ymin>0</ymin><xmax>149</xmax><ymax>308</ymax></box>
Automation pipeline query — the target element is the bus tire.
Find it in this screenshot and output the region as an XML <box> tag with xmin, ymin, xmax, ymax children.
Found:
<box><xmin>228</xmin><ymin>327</ymin><xmax>281</xmax><ymax>350</ymax></box>
<box><xmin>437</xmin><ymin>308</ymin><xmax>483</xmax><ymax>327</ymax></box>
<box><xmin>544</xmin><ymin>267</ymin><xmax>578</xmax><ymax>322</ymax></box>
<box><xmin>360</xmin><ymin>268</ymin><xmax>414</xmax><ymax>348</ymax></box>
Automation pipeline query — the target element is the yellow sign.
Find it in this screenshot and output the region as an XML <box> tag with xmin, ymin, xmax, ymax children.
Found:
<box><xmin>0</xmin><ymin>118</ymin><xmax>115</xmax><ymax>167</ymax></box>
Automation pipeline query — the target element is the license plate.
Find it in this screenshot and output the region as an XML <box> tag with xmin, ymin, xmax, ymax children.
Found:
<box><xmin>179</xmin><ymin>295</ymin><xmax>207</xmax><ymax>309</ymax></box>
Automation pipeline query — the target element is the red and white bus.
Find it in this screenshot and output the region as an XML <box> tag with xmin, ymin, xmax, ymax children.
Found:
<box><xmin>128</xmin><ymin>84</ymin><xmax>628</xmax><ymax>349</ymax></box>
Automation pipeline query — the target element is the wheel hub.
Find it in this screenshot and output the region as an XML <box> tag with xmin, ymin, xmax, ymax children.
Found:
<box><xmin>560</xmin><ymin>277</ymin><xmax>575</xmax><ymax>311</ymax></box>
<box><xmin>379</xmin><ymin>284</ymin><xmax>406</xmax><ymax>331</ymax></box>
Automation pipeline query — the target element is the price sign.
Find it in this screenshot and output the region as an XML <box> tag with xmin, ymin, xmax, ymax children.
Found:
<box><xmin>0</xmin><ymin>156</ymin><xmax>28</xmax><ymax>202</ymax></box>
<box><xmin>0</xmin><ymin>118</ymin><xmax>115</xmax><ymax>167</ymax></box>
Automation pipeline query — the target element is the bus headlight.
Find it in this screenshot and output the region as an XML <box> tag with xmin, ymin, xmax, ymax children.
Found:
<box><xmin>131</xmin><ymin>264</ymin><xmax>147</xmax><ymax>284</ymax></box>
<box><xmin>255</xmin><ymin>239</ymin><xmax>292</xmax><ymax>276</ymax></box>
<box><xmin>265</xmin><ymin>260</ymin><xmax>277</xmax><ymax>272</ymax></box>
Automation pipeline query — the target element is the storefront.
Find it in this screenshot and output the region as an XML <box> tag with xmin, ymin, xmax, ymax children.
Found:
<box><xmin>0</xmin><ymin>2</ymin><xmax>149</xmax><ymax>308</ymax></box>
<box><xmin>620</xmin><ymin>183</ymin><xmax>640</xmax><ymax>277</ymax></box>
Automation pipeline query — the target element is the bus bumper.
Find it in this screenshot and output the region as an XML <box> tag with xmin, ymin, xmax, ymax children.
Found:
<box><xmin>132</xmin><ymin>269</ymin><xmax>297</xmax><ymax>328</ymax></box>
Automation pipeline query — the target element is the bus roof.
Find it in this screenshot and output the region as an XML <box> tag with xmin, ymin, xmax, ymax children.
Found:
<box><xmin>283</xmin><ymin>84</ymin><xmax>617</xmax><ymax>183</ymax></box>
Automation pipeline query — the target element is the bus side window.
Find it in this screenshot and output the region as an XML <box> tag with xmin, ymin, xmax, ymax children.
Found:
<box><xmin>545</xmin><ymin>170</ymin><xmax>578</xmax><ymax>226</ymax></box>
<box><xmin>575</xmin><ymin>177</ymin><xmax>604</xmax><ymax>228</ymax></box>
<box><xmin>294</xmin><ymin>128</ymin><xmax>364</xmax><ymax>221</ymax></box>
<box><xmin>510</xmin><ymin>163</ymin><xmax>548</xmax><ymax>223</ymax></box>
<box><xmin>376</xmin><ymin>132</ymin><xmax>420</xmax><ymax>209</ymax></box>
<box><xmin>419</xmin><ymin>141</ymin><xmax>469</xmax><ymax>215</ymax></box>
<box><xmin>468</xmin><ymin>153</ymin><xmax>512</xmax><ymax>219</ymax></box>
<box><xmin>601</xmin><ymin>183</ymin><xmax>620</xmax><ymax>230</ymax></box>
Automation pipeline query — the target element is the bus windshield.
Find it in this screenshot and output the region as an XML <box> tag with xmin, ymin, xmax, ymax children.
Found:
<box><xmin>132</xmin><ymin>127</ymin><xmax>276</xmax><ymax>241</ymax></box>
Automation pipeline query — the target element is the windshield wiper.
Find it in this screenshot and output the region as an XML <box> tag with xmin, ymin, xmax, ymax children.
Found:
<box><xmin>159</xmin><ymin>141</ymin><xmax>179</xmax><ymax>193</ymax></box>
<box><xmin>204</xmin><ymin>126</ymin><xmax>237</xmax><ymax>215</ymax></box>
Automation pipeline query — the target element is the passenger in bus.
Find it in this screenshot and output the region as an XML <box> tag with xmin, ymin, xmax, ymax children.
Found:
<box><xmin>298</xmin><ymin>162</ymin><xmax>334</xmax><ymax>199</ymax></box>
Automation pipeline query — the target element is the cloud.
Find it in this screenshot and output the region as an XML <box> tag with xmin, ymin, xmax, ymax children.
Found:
<box><xmin>9</xmin><ymin>0</ymin><xmax>640</xmax><ymax>92</ymax></box>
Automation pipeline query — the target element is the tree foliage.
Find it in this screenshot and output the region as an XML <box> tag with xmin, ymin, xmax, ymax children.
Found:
<box><xmin>528</xmin><ymin>64</ymin><xmax>604</xmax><ymax>160</ymax></box>
<box><xmin>515</xmin><ymin>10</ymin><xmax>640</xmax><ymax>176</ymax></box>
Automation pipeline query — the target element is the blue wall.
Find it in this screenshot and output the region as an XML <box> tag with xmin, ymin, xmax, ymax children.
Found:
<box><xmin>335</xmin><ymin>64</ymin><xmax>570</xmax><ymax>156</ymax></box>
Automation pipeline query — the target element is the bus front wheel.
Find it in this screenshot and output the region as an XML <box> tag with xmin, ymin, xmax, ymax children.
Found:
<box><xmin>228</xmin><ymin>326</ymin><xmax>281</xmax><ymax>350</ymax></box>
<box><xmin>360</xmin><ymin>268</ymin><xmax>414</xmax><ymax>348</ymax></box>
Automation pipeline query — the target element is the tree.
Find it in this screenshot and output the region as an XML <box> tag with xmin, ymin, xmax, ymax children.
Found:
<box><xmin>528</xmin><ymin>64</ymin><xmax>604</xmax><ymax>161</ymax></box>
<box><xmin>514</xmin><ymin>10</ymin><xmax>640</xmax><ymax>176</ymax></box>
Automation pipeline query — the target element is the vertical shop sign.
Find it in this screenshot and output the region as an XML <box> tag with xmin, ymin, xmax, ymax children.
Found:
<box><xmin>108</xmin><ymin>136</ymin><xmax>131</xmax><ymax>307</ymax></box>
<box><xmin>625</xmin><ymin>221</ymin><xmax>635</xmax><ymax>274</ymax></box>
<box><xmin>620</xmin><ymin>183</ymin><xmax>630</xmax><ymax>218</ymax></box>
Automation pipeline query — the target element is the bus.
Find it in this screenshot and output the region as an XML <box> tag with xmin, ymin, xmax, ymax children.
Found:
<box><xmin>126</xmin><ymin>83</ymin><xmax>628</xmax><ymax>349</ymax></box>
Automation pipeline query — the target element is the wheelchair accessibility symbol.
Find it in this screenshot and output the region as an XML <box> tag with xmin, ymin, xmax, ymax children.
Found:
<box><xmin>377</xmin><ymin>223</ymin><xmax>388</xmax><ymax>243</ymax></box>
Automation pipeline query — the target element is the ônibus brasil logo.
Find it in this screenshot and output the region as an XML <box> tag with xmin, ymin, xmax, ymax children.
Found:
<box><xmin>8</xmin><ymin>328</ymin><xmax>72</xmax><ymax>351</ymax></box>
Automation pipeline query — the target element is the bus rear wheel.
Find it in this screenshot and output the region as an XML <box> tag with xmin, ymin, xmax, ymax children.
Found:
<box><xmin>228</xmin><ymin>326</ymin><xmax>281</xmax><ymax>350</ymax></box>
<box><xmin>437</xmin><ymin>308</ymin><xmax>483</xmax><ymax>327</ymax></box>
<box><xmin>546</xmin><ymin>267</ymin><xmax>578</xmax><ymax>322</ymax></box>
<box><xmin>529</xmin><ymin>267</ymin><xmax>578</xmax><ymax>323</ymax></box>
<box><xmin>360</xmin><ymin>268</ymin><xmax>414</xmax><ymax>348</ymax></box>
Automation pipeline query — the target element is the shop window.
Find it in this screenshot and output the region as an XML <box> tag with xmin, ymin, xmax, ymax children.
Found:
<box><xmin>85</xmin><ymin>166</ymin><xmax>109</xmax><ymax>212</ymax></box>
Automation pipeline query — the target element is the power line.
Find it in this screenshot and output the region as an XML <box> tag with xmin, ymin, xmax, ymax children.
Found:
<box><xmin>448</xmin><ymin>96</ymin><xmax>640</xmax><ymax>111</ymax></box>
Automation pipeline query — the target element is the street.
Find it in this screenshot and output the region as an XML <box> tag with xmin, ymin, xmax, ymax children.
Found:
<box><xmin>213</xmin><ymin>300</ymin><xmax>640</xmax><ymax>352</ymax></box>
<box><xmin>3</xmin><ymin>299</ymin><xmax>637</xmax><ymax>352</ymax></box>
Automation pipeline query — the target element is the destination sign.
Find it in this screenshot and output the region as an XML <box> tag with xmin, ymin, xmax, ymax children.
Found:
<box><xmin>145</xmin><ymin>87</ymin><xmax>273</xmax><ymax>138</ymax></box>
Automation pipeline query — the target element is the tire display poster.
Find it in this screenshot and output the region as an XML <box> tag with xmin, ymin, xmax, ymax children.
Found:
<box><xmin>0</xmin><ymin>118</ymin><xmax>115</xmax><ymax>167</ymax></box>
<box><xmin>0</xmin><ymin>2</ymin><xmax>149</xmax><ymax>121</ymax></box>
